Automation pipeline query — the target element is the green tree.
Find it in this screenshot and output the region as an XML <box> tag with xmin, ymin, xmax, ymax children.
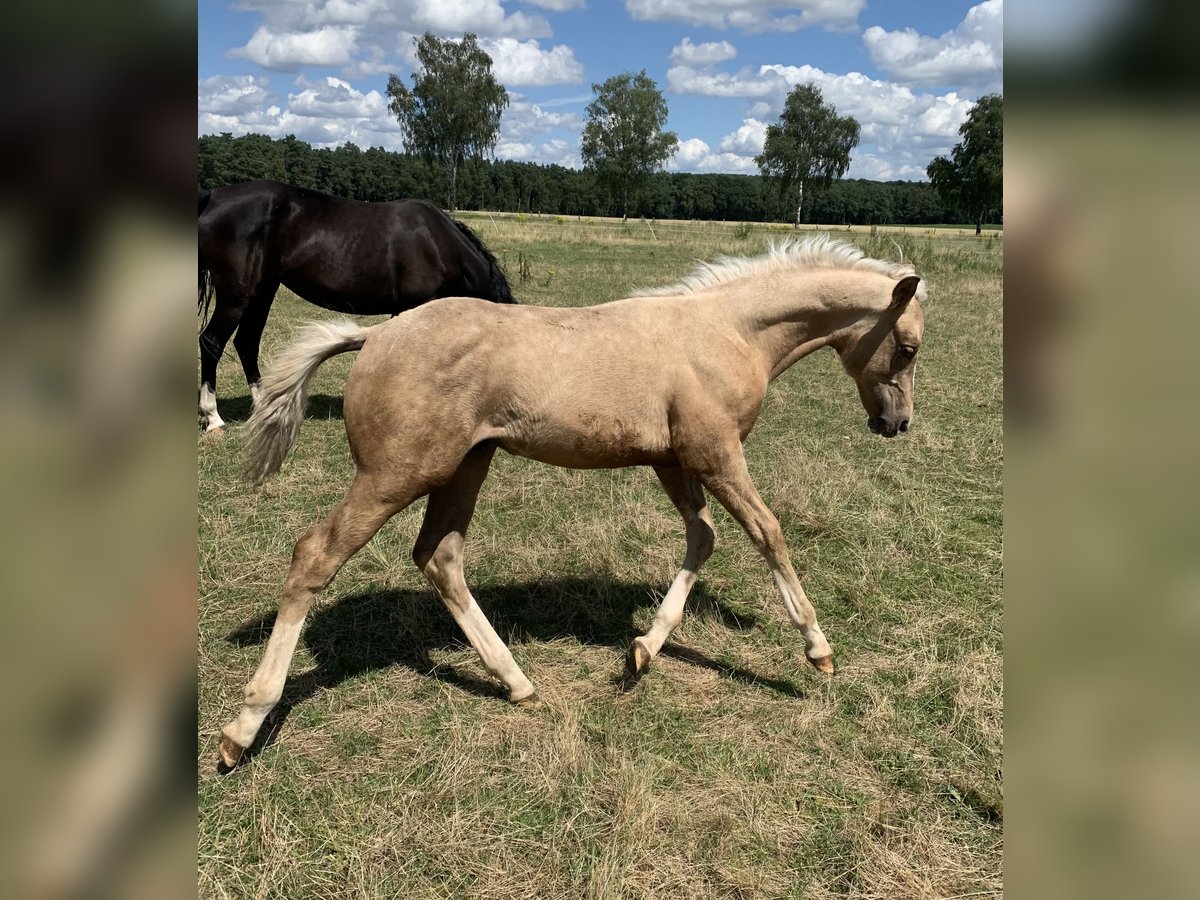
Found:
<box><xmin>386</xmin><ymin>32</ymin><xmax>508</xmax><ymax>212</ymax></box>
<box><xmin>581</xmin><ymin>70</ymin><xmax>678</xmax><ymax>220</ymax></box>
<box><xmin>755</xmin><ymin>83</ymin><xmax>860</xmax><ymax>228</ymax></box>
<box><xmin>927</xmin><ymin>93</ymin><xmax>1002</xmax><ymax>235</ymax></box>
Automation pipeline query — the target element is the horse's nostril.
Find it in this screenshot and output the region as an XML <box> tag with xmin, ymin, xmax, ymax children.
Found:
<box><xmin>898</xmin><ymin>419</ymin><xmax>909</xmax><ymax>433</ymax></box>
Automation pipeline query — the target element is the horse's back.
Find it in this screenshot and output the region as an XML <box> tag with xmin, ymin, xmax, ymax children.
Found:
<box><xmin>344</xmin><ymin>296</ymin><xmax>741</xmax><ymax>469</ymax></box>
<box><xmin>199</xmin><ymin>181</ymin><xmax>505</xmax><ymax>312</ymax></box>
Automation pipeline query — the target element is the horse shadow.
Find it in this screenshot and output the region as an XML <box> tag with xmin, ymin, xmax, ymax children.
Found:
<box><xmin>213</xmin><ymin>392</ymin><xmax>344</xmax><ymax>426</ymax></box>
<box><xmin>220</xmin><ymin>575</ymin><xmax>805</xmax><ymax>767</ymax></box>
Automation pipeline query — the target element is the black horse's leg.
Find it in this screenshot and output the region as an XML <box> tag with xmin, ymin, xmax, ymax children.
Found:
<box><xmin>198</xmin><ymin>297</ymin><xmax>244</xmax><ymax>433</ymax></box>
<box><xmin>232</xmin><ymin>285</ymin><xmax>278</xmax><ymax>408</ymax></box>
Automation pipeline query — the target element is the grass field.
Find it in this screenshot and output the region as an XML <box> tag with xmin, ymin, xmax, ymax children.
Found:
<box><xmin>198</xmin><ymin>217</ymin><xmax>1002</xmax><ymax>899</ymax></box>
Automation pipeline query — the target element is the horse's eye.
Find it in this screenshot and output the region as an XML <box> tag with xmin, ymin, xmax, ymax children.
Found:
<box><xmin>898</xmin><ymin>345</ymin><xmax>918</xmax><ymax>358</ymax></box>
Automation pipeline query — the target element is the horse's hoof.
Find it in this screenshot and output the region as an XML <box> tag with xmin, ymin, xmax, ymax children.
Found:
<box><xmin>218</xmin><ymin>733</ymin><xmax>246</xmax><ymax>769</ymax></box>
<box><xmin>513</xmin><ymin>691</ymin><xmax>541</xmax><ymax>707</ymax></box>
<box><xmin>625</xmin><ymin>639</ymin><xmax>651</xmax><ymax>678</ymax></box>
<box><xmin>204</xmin><ymin>425</ymin><xmax>228</xmax><ymax>437</ymax></box>
<box><xmin>808</xmin><ymin>654</ymin><xmax>835</xmax><ymax>675</ymax></box>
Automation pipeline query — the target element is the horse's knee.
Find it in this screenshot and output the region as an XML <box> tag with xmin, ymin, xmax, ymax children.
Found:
<box><xmin>411</xmin><ymin>541</ymin><xmax>434</xmax><ymax>574</ymax></box>
<box><xmin>693</xmin><ymin>520</ymin><xmax>716</xmax><ymax>564</ymax></box>
<box><xmin>285</xmin><ymin>524</ymin><xmax>338</xmax><ymax>592</ymax></box>
<box><xmin>412</xmin><ymin>534</ymin><xmax>463</xmax><ymax>583</ymax></box>
<box><xmin>291</xmin><ymin>524</ymin><xmax>324</xmax><ymax>565</ymax></box>
<box><xmin>750</xmin><ymin>518</ymin><xmax>787</xmax><ymax>560</ymax></box>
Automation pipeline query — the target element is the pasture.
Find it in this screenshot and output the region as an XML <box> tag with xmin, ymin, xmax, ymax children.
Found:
<box><xmin>198</xmin><ymin>216</ymin><xmax>1002</xmax><ymax>899</ymax></box>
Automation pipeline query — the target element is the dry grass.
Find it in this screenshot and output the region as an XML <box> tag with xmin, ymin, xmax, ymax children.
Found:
<box><xmin>198</xmin><ymin>218</ymin><xmax>1002</xmax><ymax>899</ymax></box>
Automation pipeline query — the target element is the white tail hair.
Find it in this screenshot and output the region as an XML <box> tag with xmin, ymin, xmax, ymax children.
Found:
<box><xmin>241</xmin><ymin>319</ymin><xmax>374</xmax><ymax>487</ymax></box>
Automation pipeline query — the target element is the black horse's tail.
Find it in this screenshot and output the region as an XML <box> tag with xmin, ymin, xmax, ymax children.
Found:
<box><xmin>451</xmin><ymin>218</ymin><xmax>515</xmax><ymax>303</ymax></box>
<box><xmin>198</xmin><ymin>189</ymin><xmax>215</xmax><ymax>327</ymax></box>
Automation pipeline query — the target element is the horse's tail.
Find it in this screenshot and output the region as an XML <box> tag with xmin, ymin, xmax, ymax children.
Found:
<box><xmin>198</xmin><ymin>189</ymin><xmax>215</xmax><ymax>328</ymax></box>
<box><xmin>198</xmin><ymin>253</ymin><xmax>215</xmax><ymax>328</ymax></box>
<box><xmin>451</xmin><ymin>218</ymin><xmax>516</xmax><ymax>303</ymax></box>
<box><xmin>241</xmin><ymin>319</ymin><xmax>374</xmax><ymax>487</ymax></box>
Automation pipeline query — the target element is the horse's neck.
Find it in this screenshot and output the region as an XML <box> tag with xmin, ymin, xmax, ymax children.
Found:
<box><xmin>724</xmin><ymin>271</ymin><xmax>879</xmax><ymax>380</ymax></box>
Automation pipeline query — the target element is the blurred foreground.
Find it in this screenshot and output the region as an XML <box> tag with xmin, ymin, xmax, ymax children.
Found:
<box><xmin>0</xmin><ymin>2</ymin><xmax>195</xmax><ymax>898</ymax></box>
<box><xmin>1006</xmin><ymin>1</ymin><xmax>1200</xmax><ymax>898</ymax></box>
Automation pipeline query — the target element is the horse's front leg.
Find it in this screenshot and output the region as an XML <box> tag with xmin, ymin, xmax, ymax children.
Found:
<box><xmin>683</xmin><ymin>439</ymin><xmax>834</xmax><ymax>673</ymax></box>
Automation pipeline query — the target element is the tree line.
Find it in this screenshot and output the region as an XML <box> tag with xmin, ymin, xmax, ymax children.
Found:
<box><xmin>198</xmin><ymin>131</ymin><xmax>991</xmax><ymax>227</ymax></box>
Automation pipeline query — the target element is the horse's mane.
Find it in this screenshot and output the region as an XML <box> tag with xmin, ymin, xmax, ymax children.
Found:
<box><xmin>631</xmin><ymin>234</ymin><xmax>919</xmax><ymax>298</ymax></box>
<box><xmin>450</xmin><ymin>218</ymin><xmax>516</xmax><ymax>303</ymax></box>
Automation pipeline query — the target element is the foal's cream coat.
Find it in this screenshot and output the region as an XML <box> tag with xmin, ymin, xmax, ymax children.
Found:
<box><xmin>220</xmin><ymin>236</ymin><xmax>926</xmax><ymax>767</ymax></box>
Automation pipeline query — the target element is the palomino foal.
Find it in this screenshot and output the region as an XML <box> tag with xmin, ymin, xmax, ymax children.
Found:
<box><xmin>219</xmin><ymin>236</ymin><xmax>925</xmax><ymax>767</ymax></box>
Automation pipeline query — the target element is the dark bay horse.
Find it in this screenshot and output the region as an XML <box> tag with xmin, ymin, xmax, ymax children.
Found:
<box><xmin>218</xmin><ymin>236</ymin><xmax>926</xmax><ymax>767</ymax></box>
<box><xmin>197</xmin><ymin>179</ymin><xmax>514</xmax><ymax>432</ymax></box>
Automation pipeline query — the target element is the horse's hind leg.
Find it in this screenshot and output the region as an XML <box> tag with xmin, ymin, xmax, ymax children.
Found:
<box><xmin>198</xmin><ymin>298</ymin><xmax>242</xmax><ymax>432</ymax></box>
<box><xmin>232</xmin><ymin>284</ymin><xmax>278</xmax><ymax>407</ymax></box>
<box><xmin>626</xmin><ymin>467</ymin><xmax>717</xmax><ymax>677</ymax></box>
<box><xmin>687</xmin><ymin>440</ymin><xmax>835</xmax><ymax>673</ymax></box>
<box><xmin>412</xmin><ymin>444</ymin><xmax>538</xmax><ymax>703</ymax></box>
<box><xmin>219</xmin><ymin>474</ymin><xmax>407</xmax><ymax>767</ymax></box>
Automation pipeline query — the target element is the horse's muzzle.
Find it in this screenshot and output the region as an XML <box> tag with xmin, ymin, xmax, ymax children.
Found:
<box><xmin>868</xmin><ymin>417</ymin><xmax>909</xmax><ymax>438</ymax></box>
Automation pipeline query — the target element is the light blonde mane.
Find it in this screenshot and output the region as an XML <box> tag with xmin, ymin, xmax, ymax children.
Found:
<box><xmin>631</xmin><ymin>233</ymin><xmax>918</xmax><ymax>298</ymax></box>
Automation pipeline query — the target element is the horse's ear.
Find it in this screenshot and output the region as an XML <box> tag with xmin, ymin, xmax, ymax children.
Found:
<box><xmin>890</xmin><ymin>275</ymin><xmax>921</xmax><ymax>310</ymax></box>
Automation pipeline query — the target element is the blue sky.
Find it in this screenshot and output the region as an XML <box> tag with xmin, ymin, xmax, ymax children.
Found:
<box><xmin>198</xmin><ymin>1</ymin><xmax>1002</xmax><ymax>181</ymax></box>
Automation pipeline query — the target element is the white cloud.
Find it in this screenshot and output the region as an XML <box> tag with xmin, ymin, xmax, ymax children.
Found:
<box><xmin>199</xmin><ymin>72</ymin><xmax>403</xmax><ymax>149</ymax></box>
<box><xmin>668</xmin><ymin>60</ymin><xmax>977</xmax><ymax>180</ymax></box>
<box><xmin>340</xmin><ymin>45</ymin><xmax>399</xmax><ymax>78</ymax></box>
<box><xmin>666</xmin><ymin>64</ymin><xmax>777</xmax><ymax>97</ymax></box>
<box><xmin>198</xmin><ymin>74</ymin><xmax>273</xmax><ymax>115</ymax></box>
<box><xmin>230</xmin><ymin>25</ymin><xmax>360</xmax><ymax>72</ymax></box>
<box><xmin>668</xmin><ymin>137</ymin><xmax>758</xmax><ymax>174</ymax></box>
<box><xmin>413</xmin><ymin>0</ymin><xmax>552</xmax><ymax>39</ymax></box>
<box><xmin>197</xmin><ymin>76</ymin><xmax>588</xmax><ymax>160</ymax></box>
<box><xmin>231</xmin><ymin>0</ymin><xmax>552</xmax><ymax>47</ymax></box>
<box><xmin>863</xmin><ymin>0</ymin><xmax>1002</xmax><ymax>90</ymax></box>
<box><xmin>670</xmin><ymin>61</ymin><xmax>973</xmax><ymax>142</ymax></box>
<box><xmin>669</xmin><ymin>37</ymin><xmax>737</xmax><ymax>65</ymax></box>
<box><xmin>230</xmin><ymin>0</ymin><xmax>390</xmax><ymax>31</ymax></box>
<box><xmin>537</xmin><ymin>93</ymin><xmax>593</xmax><ymax>108</ymax></box>
<box><xmin>674</xmin><ymin>137</ymin><xmax>711</xmax><ymax>166</ymax></box>
<box><xmin>287</xmin><ymin>76</ymin><xmax>389</xmax><ymax>119</ymax></box>
<box><xmin>495</xmin><ymin>138</ymin><xmax>580</xmax><ymax>167</ymax></box>
<box><xmin>199</xmin><ymin>102</ymin><xmax>404</xmax><ymax>149</ymax></box>
<box><xmin>626</xmin><ymin>0</ymin><xmax>865</xmax><ymax>33</ymax></box>
<box><xmin>483</xmin><ymin>37</ymin><xmax>584</xmax><ymax>86</ymax></box>
<box><xmin>845</xmin><ymin>154</ymin><xmax>928</xmax><ymax>181</ymax></box>
<box><xmin>717</xmin><ymin>118</ymin><xmax>766</xmax><ymax>155</ymax></box>
<box><xmin>502</xmin><ymin>94</ymin><xmax>583</xmax><ymax>140</ymax></box>
<box><xmin>661</xmin><ymin>120</ymin><xmax>766</xmax><ymax>175</ymax></box>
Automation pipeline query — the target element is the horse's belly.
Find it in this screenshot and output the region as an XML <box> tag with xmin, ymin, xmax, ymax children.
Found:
<box><xmin>281</xmin><ymin>273</ymin><xmax>394</xmax><ymax>315</ymax></box>
<box><xmin>494</xmin><ymin>420</ymin><xmax>676</xmax><ymax>469</ymax></box>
